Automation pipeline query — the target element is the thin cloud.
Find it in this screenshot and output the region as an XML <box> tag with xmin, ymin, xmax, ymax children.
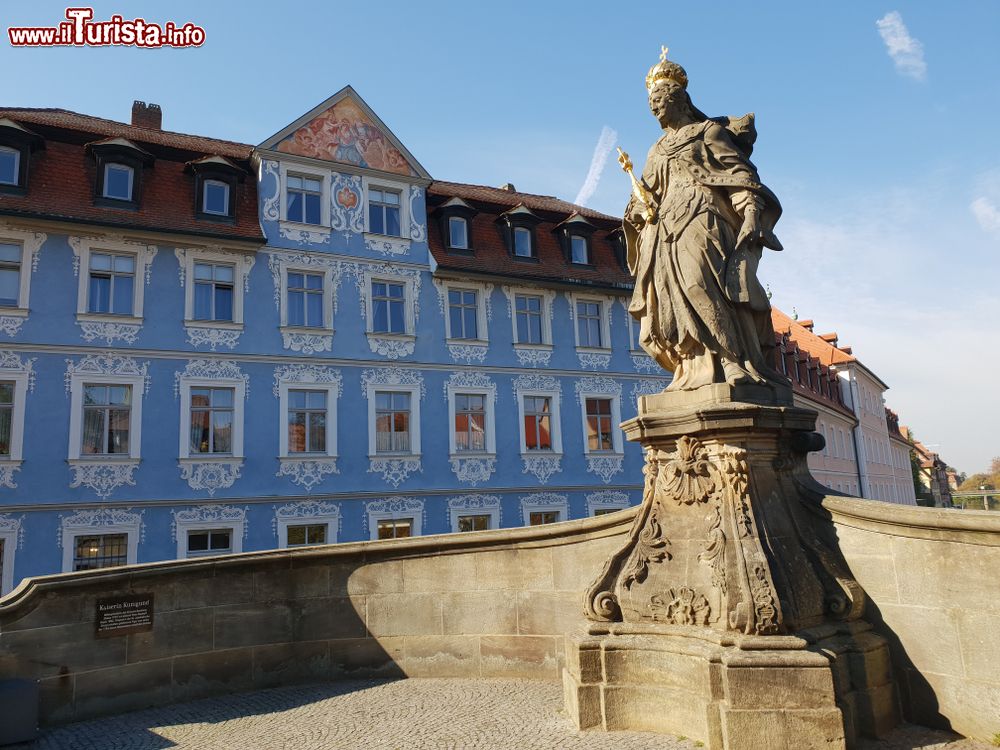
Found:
<box><xmin>971</xmin><ymin>197</ymin><xmax>1000</xmax><ymax>236</ymax></box>
<box><xmin>574</xmin><ymin>125</ymin><xmax>618</xmax><ymax>207</ymax></box>
<box><xmin>876</xmin><ymin>11</ymin><xmax>927</xmax><ymax>81</ymax></box>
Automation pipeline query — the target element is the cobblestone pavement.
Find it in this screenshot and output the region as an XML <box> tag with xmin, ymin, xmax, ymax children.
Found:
<box><xmin>15</xmin><ymin>679</ymin><xmax>993</xmax><ymax>750</ymax></box>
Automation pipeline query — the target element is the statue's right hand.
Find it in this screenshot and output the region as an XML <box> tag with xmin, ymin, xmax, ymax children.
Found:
<box><xmin>626</xmin><ymin>198</ymin><xmax>647</xmax><ymax>227</ymax></box>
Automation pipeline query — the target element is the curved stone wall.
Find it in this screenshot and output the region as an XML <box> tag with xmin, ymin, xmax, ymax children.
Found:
<box><xmin>820</xmin><ymin>497</ymin><xmax>1000</xmax><ymax>742</ymax></box>
<box><xmin>2</xmin><ymin>497</ymin><xmax>998</xmax><ymax>742</ymax></box>
<box><xmin>0</xmin><ymin>511</ymin><xmax>630</xmax><ymax>724</ymax></box>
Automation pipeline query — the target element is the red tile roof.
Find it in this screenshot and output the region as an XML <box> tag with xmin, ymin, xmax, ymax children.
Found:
<box><xmin>0</xmin><ymin>108</ymin><xmax>263</xmax><ymax>243</ymax></box>
<box><xmin>427</xmin><ymin>181</ymin><xmax>631</xmax><ymax>290</ymax></box>
<box><xmin>771</xmin><ymin>308</ymin><xmax>856</xmax><ymax>367</ymax></box>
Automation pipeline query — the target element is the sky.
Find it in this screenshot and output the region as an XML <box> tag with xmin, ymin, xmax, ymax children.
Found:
<box><xmin>1</xmin><ymin>1</ymin><xmax>997</xmax><ymax>473</ymax></box>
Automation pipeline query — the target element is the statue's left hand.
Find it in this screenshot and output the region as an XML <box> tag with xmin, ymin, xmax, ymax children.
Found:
<box><xmin>736</xmin><ymin>209</ymin><xmax>765</xmax><ymax>251</ymax></box>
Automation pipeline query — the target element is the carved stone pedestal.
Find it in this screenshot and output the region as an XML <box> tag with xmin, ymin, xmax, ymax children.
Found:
<box><xmin>563</xmin><ymin>389</ymin><xmax>898</xmax><ymax>749</ymax></box>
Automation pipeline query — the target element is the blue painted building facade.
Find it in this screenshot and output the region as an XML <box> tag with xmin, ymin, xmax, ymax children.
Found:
<box><xmin>0</xmin><ymin>91</ymin><xmax>668</xmax><ymax>595</ymax></box>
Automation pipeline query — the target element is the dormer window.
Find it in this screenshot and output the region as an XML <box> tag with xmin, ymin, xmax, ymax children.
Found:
<box><xmin>0</xmin><ymin>147</ymin><xmax>18</xmax><ymax>186</ymax></box>
<box><xmin>103</xmin><ymin>163</ymin><xmax>134</xmax><ymax>201</ymax></box>
<box><xmin>570</xmin><ymin>235</ymin><xmax>588</xmax><ymax>264</ymax></box>
<box><xmin>187</xmin><ymin>155</ymin><xmax>244</xmax><ymax>223</ymax></box>
<box><xmin>513</xmin><ymin>227</ymin><xmax>532</xmax><ymax>257</ymax></box>
<box><xmin>448</xmin><ymin>216</ymin><xmax>468</xmax><ymax>249</ymax></box>
<box><xmin>203</xmin><ymin>179</ymin><xmax>230</xmax><ymax>216</ymax></box>
<box><xmin>555</xmin><ymin>212</ymin><xmax>596</xmax><ymax>266</ymax></box>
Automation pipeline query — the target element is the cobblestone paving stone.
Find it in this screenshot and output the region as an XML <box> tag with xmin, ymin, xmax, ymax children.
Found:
<box><xmin>14</xmin><ymin>679</ymin><xmax>994</xmax><ymax>750</ymax></box>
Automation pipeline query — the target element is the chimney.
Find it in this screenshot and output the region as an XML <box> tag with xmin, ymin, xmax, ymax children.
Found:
<box><xmin>131</xmin><ymin>101</ymin><xmax>162</xmax><ymax>130</ymax></box>
<box><xmin>499</xmin><ymin>183</ymin><xmax>517</xmax><ymax>192</ymax></box>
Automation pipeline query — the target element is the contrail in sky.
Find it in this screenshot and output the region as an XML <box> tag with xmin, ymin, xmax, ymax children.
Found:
<box><xmin>574</xmin><ymin>125</ymin><xmax>618</xmax><ymax>207</ymax></box>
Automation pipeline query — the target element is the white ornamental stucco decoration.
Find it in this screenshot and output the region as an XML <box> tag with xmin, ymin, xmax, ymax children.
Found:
<box><xmin>0</xmin><ymin>513</ymin><xmax>24</xmax><ymax>548</ymax></box>
<box><xmin>277</xmin><ymin>458</ymin><xmax>339</xmax><ymax>491</ymax></box>
<box><xmin>586</xmin><ymin>490</ymin><xmax>632</xmax><ymax>516</ymax></box>
<box><xmin>0</xmin><ymin>317</ymin><xmax>24</xmax><ymax>337</ymax></box>
<box><xmin>574</xmin><ymin>376</ymin><xmax>622</xmax><ymax>404</ymax></box>
<box><xmin>367</xmin><ymin>336</ymin><xmax>414</xmax><ymax>360</ymax></box>
<box><xmin>447</xmin><ymin>343</ymin><xmax>488</xmax><ymax>364</ymax></box>
<box><xmin>70</xmin><ymin>462</ymin><xmax>138</xmax><ymax>499</ymax></box>
<box><xmin>631</xmin><ymin>354</ymin><xmax>660</xmax><ymax>373</ymax></box>
<box><xmin>174</xmin><ymin>247</ymin><xmax>255</xmax><ymax>293</ymax></box>
<box><xmin>65</xmin><ymin>352</ymin><xmax>149</xmax><ymax>395</ymax></box>
<box><xmin>369</xmin><ymin>457</ymin><xmax>422</xmax><ymax>488</ymax></box>
<box><xmin>447</xmin><ymin>494</ymin><xmax>502</xmax><ymax>513</ymax></box>
<box><xmin>515</xmin><ymin>348</ymin><xmax>552</xmax><ymax>368</ymax></box>
<box><xmin>70</xmin><ymin>235</ymin><xmax>157</xmax><ymax>284</ymax></box>
<box><xmin>442</xmin><ymin>371</ymin><xmax>497</xmax><ymax>402</ymax></box>
<box><xmin>432</xmin><ymin>279</ymin><xmax>494</xmax><ymax>322</ymax></box>
<box><xmin>0</xmin><ymin>465</ymin><xmax>19</xmax><ymax>489</ymax></box>
<box><xmin>519</xmin><ymin>492</ymin><xmax>569</xmax><ymax>526</ymax></box>
<box><xmin>179</xmin><ymin>461</ymin><xmax>243</xmax><ymax>496</ymax></box>
<box><xmin>174</xmin><ymin>360</ymin><xmax>249</xmax><ymax>398</ymax></box>
<box><xmin>630</xmin><ymin>378</ymin><xmax>670</xmax><ymax>401</ymax></box>
<box><xmin>450</xmin><ymin>457</ymin><xmax>496</xmax><ymax>486</ymax></box>
<box><xmin>362</xmin><ymin>496</ymin><xmax>425</xmax><ymax>534</ymax></box>
<box><xmin>280</xmin><ymin>225</ymin><xmax>331</xmax><ymax>244</ymax></box>
<box><xmin>260</xmin><ymin>160</ymin><xmax>280</xmax><ymax>222</ymax></box>
<box><xmin>364</xmin><ymin>236</ymin><xmax>410</xmax><ymax>257</ymax></box>
<box><xmin>408</xmin><ymin>185</ymin><xmax>426</xmax><ymax>242</ymax></box>
<box><xmin>586</xmin><ymin>455</ymin><xmax>625</xmax><ymax>484</ymax></box>
<box><xmin>272</xmin><ymin>500</ymin><xmax>341</xmax><ymax>537</ymax></box>
<box><xmin>512</xmin><ymin>373</ymin><xmax>561</xmax><ymax>398</ymax></box>
<box><xmin>0</xmin><ymin>351</ymin><xmax>36</xmax><ymax>391</ymax></box>
<box><xmin>272</xmin><ymin>364</ymin><xmax>343</xmax><ymax>397</ymax></box>
<box><xmin>282</xmin><ymin>331</ymin><xmax>332</xmax><ymax>355</ymax></box>
<box><xmin>522</xmin><ymin>455</ymin><xmax>562</xmax><ymax>484</ymax></box>
<box><xmin>346</xmin><ymin>261</ymin><xmax>423</xmax><ymax>322</ymax></box>
<box><xmin>330</xmin><ymin>173</ymin><xmax>364</xmax><ymax>238</ymax></box>
<box><xmin>185</xmin><ymin>327</ymin><xmax>242</xmax><ymax>351</ymax></box>
<box><xmin>577</xmin><ymin>352</ymin><xmax>611</xmax><ymax>370</ymax></box>
<box><xmin>361</xmin><ymin>366</ymin><xmax>426</xmax><ymax>397</ymax></box>
<box><xmin>77</xmin><ymin>320</ymin><xmax>142</xmax><ymax>345</ymax></box>
<box><xmin>58</xmin><ymin>507</ymin><xmax>145</xmax><ymax>545</ymax></box>
<box><xmin>502</xmin><ymin>285</ymin><xmax>555</xmax><ymax>322</ymax></box>
<box><xmin>172</xmin><ymin>504</ymin><xmax>247</xmax><ymax>542</ymax></box>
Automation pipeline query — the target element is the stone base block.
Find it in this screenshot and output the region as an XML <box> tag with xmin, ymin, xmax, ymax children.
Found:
<box><xmin>563</xmin><ymin>624</ymin><xmax>897</xmax><ymax>750</ymax></box>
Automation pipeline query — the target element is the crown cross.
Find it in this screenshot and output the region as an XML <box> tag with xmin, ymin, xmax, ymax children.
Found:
<box><xmin>660</xmin><ymin>45</ymin><xmax>669</xmax><ymax>63</ymax></box>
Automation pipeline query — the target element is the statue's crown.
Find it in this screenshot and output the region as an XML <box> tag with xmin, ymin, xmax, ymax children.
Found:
<box><xmin>646</xmin><ymin>45</ymin><xmax>688</xmax><ymax>91</ymax></box>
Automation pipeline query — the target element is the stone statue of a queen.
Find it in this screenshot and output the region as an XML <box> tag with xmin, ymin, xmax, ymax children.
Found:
<box><xmin>623</xmin><ymin>48</ymin><xmax>785</xmax><ymax>393</ymax></box>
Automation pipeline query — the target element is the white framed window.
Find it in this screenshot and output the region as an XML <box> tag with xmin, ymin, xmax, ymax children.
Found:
<box><xmin>520</xmin><ymin>493</ymin><xmax>569</xmax><ymax>526</ymax></box>
<box><xmin>278</xmin><ymin>384</ymin><xmax>338</xmax><ymax>459</ymax></box>
<box><xmin>366</xmin><ymin>497</ymin><xmax>423</xmax><ymax>541</ymax></box>
<box><xmin>68</xmin><ymin>374</ymin><xmax>144</xmax><ymax>463</ymax></box>
<box><xmin>0</xmin><ymin>517</ymin><xmax>19</xmax><ymax>595</ymax></box>
<box><xmin>570</xmin><ymin>234</ymin><xmax>589</xmax><ymax>264</ymax></box>
<box><xmin>447</xmin><ymin>387</ymin><xmax>497</xmax><ymax>457</ymax></box>
<box><xmin>279</xmin><ymin>163</ymin><xmax>330</xmax><ymax>230</ymax></box>
<box><xmin>517</xmin><ymin>394</ymin><xmax>562</xmax><ymax>455</ymax></box>
<box><xmin>0</xmin><ymin>227</ymin><xmax>48</xmax><ymax>316</ymax></box>
<box><xmin>192</xmin><ymin>262</ymin><xmax>235</xmax><ymax>322</ymax></box>
<box><xmin>275</xmin><ymin>501</ymin><xmax>340</xmax><ymax>548</ymax></box>
<box><xmin>447</xmin><ymin>495</ymin><xmax>501</xmax><ymax>533</ymax></box>
<box><xmin>448</xmin><ymin>216</ymin><xmax>468</xmax><ymax>249</ymax></box>
<box><xmin>569</xmin><ymin>293</ymin><xmax>612</xmax><ymax>351</ymax></box>
<box><xmin>0</xmin><ymin>371</ymin><xmax>28</xmax><ymax>466</ymax></box>
<box><xmin>580</xmin><ymin>394</ymin><xmax>623</xmax><ymax>455</ymax></box>
<box><xmin>513</xmin><ymin>227</ymin><xmax>532</xmax><ymax>257</ymax></box>
<box><xmin>366</xmin><ymin>381</ymin><xmax>421</xmax><ymax>459</ymax></box>
<box><xmin>364</xmin><ymin>270</ymin><xmax>417</xmax><ymax>338</ymax></box>
<box><xmin>202</xmin><ymin>179</ymin><xmax>230</xmax><ymax>216</ymax></box>
<box><xmin>173</xmin><ymin>505</ymin><xmax>245</xmax><ymax>558</ymax></box>
<box><xmin>0</xmin><ymin>146</ymin><xmax>19</xmax><ymax>186</ymax></box>
<box><xmin>286</xmin><ymin>271</ymin><xmax>326</xmax><ymax>328</ymax></box>
<box><xmin>503</xmin><ymin>286</ymin><xmax>555</xmax><ymax>354</ymax></box>
<box><xmin>103</xmin><ymin>163</ymin><xmax>134</xmax><ymax>201</ymax></box>
<box><xmin>178</xmin><ymin>378</ymin><xmax>246</xmax><ymax>461</ymax></box>
<box><xmin>445</xmin><ymin>285</ymin><xmax>488</xmax><ymax>342</ymax></box>
<box><xmin>59</xmin><ymin>509</ymin><xmax>141</xmax><ymax>573</ymax></box>
<box><xmin>71</xmin><ymin>236</ymin><xmax>155</xmax><ymax>323</ymax></box>
<box><xmin>363</xmin><ymin>176</ymin><xmax>410</xmax><ymax>239</ymax></box>
<box><xmin>0</xmin><ymin>242</ymin><xmax>22</xmax><ymax>309</ymax></box>
<box><xmin>586</xmin><ymin>490</ymin><xmax>631</xmax><ymax>517</ymax></box>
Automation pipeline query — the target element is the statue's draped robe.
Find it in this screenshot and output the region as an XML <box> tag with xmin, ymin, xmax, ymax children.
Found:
<box><xmin>624</xmin><ymin>118</ymin><xmax>782</xmax><ymax>389</ymax></box>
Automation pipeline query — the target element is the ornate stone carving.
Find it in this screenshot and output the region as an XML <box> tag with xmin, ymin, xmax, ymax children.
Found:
<box><xmin>521</xmin><ymin>454</ymin><xmax>562</xmax><ymax>484</ymax></box>
<box><xmin>179</xmin><ymin>461</ymin><xmax>243</xmax><ymax>496</ymax></box>
<box><xmin>648</xmin><ymin>586</ymin><xmax>710</xmax><ymax>625</ymax></box>
<box><xmin>185</xmin><ymin>326</ymin><xmax>242</xmax><ymax>351</ymax></box>
<box><xmin>369</xmin><ymin>456</ymin><xmax>421</xmax><ymax>488</ymax></box>
<box><xmin>586</xmin><ymin>455</ymin><xmax>624</xmax><ymax>483</ymax></box>
<box><xmin>277</xmin><ymin>458</ymin><xmax>339</xmax><ymax>491</ymax></box>
<box><xmin>450</xmin><ymin>457</ymin><xmax>496</xmax><ymax>485</ymax></box>
<box><xmin>69</xmin><ymin>461</ymin><xmax>138</xmax><ymax>499</ymax></box>
<box><xmin>77</xmin><ymin>320</ymin><xmax>142</xmax><ymax>345</ymax></box>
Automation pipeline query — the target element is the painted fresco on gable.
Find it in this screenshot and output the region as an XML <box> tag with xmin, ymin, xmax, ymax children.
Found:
<box><xmin>276</xmin><ymin>98</ymin><xmax>415</xmax><ymax>176</ymax></box>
